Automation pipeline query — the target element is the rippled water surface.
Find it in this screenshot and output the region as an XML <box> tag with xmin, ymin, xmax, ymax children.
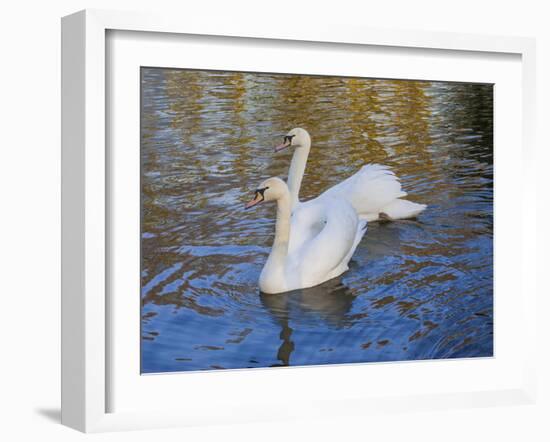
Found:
<box><xmin>141</xmin><ymin>68</ymin><xmax>493</xmax><ymax>373</ymax></box>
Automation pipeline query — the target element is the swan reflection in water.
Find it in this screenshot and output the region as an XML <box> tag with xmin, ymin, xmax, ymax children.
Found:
<box><xmin>260</xmin><ymin>277</ymin><xmax>357</xmax><ymax>366</ymax></box>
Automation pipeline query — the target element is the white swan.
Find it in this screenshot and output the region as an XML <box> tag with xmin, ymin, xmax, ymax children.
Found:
<box><xmin>275</xmin><ymin>128</ymin><xmax>427</xmax><ymax>222</ymax></box>
<box><xmin>245</xmin><ymin>177</ymin><xmax>367</xmax><ymax>294</ymax></box>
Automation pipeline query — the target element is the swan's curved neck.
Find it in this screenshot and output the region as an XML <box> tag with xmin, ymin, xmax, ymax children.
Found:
<box><xmin>264</xmin><ymin>191</ymin><xmax>292</xmax><ymax>272</ymax></box>
<box><xmin>259</xmin><ymin>188</ymin><xmax>292</xmax><ymax>293</ymax></box>
<box><xmin>287</xmin><ymin>143</ymin><xmax>310</xmax><ymax>210</ymax></box>
<box><xmin>271</xmin><ymin>192</ymin><xmax>292</xmax><ymax>257</ymax></box>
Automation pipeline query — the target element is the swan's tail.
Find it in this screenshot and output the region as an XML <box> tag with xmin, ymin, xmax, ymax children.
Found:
<box><xmin>379</xmin><ymin>199</ymin><xmax>427</xmax><ymax>220</ymax></box>
<box><xmin>325</xmin><ymin>164</ymin><xmax>409</xmax><ymax>216</ymax></box>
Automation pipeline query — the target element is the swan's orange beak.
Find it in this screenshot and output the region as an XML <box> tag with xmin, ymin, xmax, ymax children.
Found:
<box><xmin>245</xmin><ymin>191</ymin><xmax>264</xmax><ymax>209</ymax></box>
<box><xmin>274</xmin><ymin>139</ymin><xmax>291</xmax><ymax>152</ymax></box>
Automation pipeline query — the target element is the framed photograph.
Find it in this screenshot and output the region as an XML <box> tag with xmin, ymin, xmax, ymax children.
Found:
<box><xmin>61</xmin><ymin>9</ymin><xmax>537</xmax><ymax>432</ymax></box>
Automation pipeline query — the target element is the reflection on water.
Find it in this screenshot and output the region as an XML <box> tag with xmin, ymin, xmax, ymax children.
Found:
<box><xmin>140</xmin><ymin>68</ymin><xmax>493</xmax><ymax>373</ymax></box>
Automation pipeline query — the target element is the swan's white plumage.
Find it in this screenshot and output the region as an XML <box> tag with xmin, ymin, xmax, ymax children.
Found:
<box><xmin>287</xmin><ymin>198</ymin><xmax>366</xmax><ymax>288</ymax></box>
<box><xmin>285</xmin><ymin>163</ymin><xmax>424</xmax><ymax>259</ymax></box>
<box><xmin>378</xmin><ymin>198</ymin><xmax>427</xmax><ymax>220</ymax></box>
<box><xmin>251</xmin><ymin>178</ymin><xmax>366</xmax><ymax>294</ymax></box>
<box><xmin>320</xmin><ymin>163</ymin><xmax>427</xmax><ymax>221</ymax></box>
<box><xmin>281</xmin><ymin>128</ymin><xmax>427</xmax><ymax>222</ymax></box>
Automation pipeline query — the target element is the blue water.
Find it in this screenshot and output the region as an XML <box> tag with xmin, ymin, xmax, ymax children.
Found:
<box><xmin>140</xmin><ymin>68</ymin><xmax>493</xmax><ymax>373</ymax></box>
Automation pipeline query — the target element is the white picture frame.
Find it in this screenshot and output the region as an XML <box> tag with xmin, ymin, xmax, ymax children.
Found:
<box><xmin>61</xmin><ymin>9</ymin><xmax>537</xmax><ymax>433</ymax></box>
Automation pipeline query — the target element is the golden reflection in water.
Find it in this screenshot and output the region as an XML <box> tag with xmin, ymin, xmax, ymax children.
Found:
<box><xmin>166</xmin><ymin>69</ymin><xmax>204</xmax><ymax>145</ymax></box>
<box><xmin>346</xmin><ymin>78</ymin><xmax>387</xmax><ymax>161</ymax></box>
<box><xmin>142</xmin><ymin>69</ymin><xmax>491</xmax><ymax>311</ymax></box>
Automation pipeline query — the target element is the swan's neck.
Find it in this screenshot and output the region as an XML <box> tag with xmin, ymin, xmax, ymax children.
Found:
<box><xmin>287</xmin><ymin>145</ymin><xmax>310</xmax><ymax>210</ymax></box>
<box><xmin>269</xmin><ymin>193</ymin><xmax>292</xmax><ymax>262</ymax></box>
<box><xmin>261</xmin><ymin>192</ymin><xmax>292</xmax><ymax>286</ymax></box>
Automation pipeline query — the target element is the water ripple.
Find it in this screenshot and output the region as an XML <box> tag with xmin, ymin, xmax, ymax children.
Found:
<box><xmin>140</xmin><ymin>69</ymin><xmax>493</xmax><ymax>373</ymax></box>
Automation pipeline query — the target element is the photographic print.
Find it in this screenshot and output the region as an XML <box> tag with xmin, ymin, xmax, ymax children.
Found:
<box><xmin>140</xmin><ymin>67</ymin><xmax>493</xmax><ymax>373</ymax></box>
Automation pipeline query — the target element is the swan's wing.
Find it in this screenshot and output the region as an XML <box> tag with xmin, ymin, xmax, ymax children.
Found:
<box><xmin>287</xmin><ymin>201</ymin><xmax>326</xmax><ymax>255</ymax></box>
<box><xmin>288</xmin><ymin>199</ymin><xmax>364</xmax><ymax>288</ymax></box>
<box><xmin>320</xmin><ymin>164</ymin><xmax>407</xmax><ymax>216</ymax></box>
<box><xmin>340</xmin><ymin>217</ymin><xmax>368</xmax><ymax>267</ymax></box>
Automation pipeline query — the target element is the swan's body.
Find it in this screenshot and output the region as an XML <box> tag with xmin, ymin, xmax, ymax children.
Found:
<box><xmin>246</xmin><ymin>178</ymin><xmax>367</xmax><ymax>294</ymax></box>
<box><xmin>277</xmin><ymin>128</ymin><xmax>427</xmax><ymax>222</ymax></box>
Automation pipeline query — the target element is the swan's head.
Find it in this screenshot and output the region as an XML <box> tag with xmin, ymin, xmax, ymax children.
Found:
<box><xmin>244</xmin><ymin>177</ymin><xmax>288</xmax><ymax>209</ymax></box>
<box><xmin>275</xmin><ymin>128</ymin><xmax>311</xmax><ymax>152</ymax></box>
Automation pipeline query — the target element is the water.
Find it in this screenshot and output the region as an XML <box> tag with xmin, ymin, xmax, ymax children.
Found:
<box><xmin>140</xmin><ymin>68</ymin><xmax>493</xmax><ymax>373</ymax></box>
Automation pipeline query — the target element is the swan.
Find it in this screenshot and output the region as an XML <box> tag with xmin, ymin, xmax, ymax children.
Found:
<box><xmin>275</xmin><ymin>128</ymin><xmax>427</xmax><ymax>221</ymax></box>
<box><xmin>245</xmin><ymin>177</ymin><xmax>367</xmax><ymax>294</ymax></box>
